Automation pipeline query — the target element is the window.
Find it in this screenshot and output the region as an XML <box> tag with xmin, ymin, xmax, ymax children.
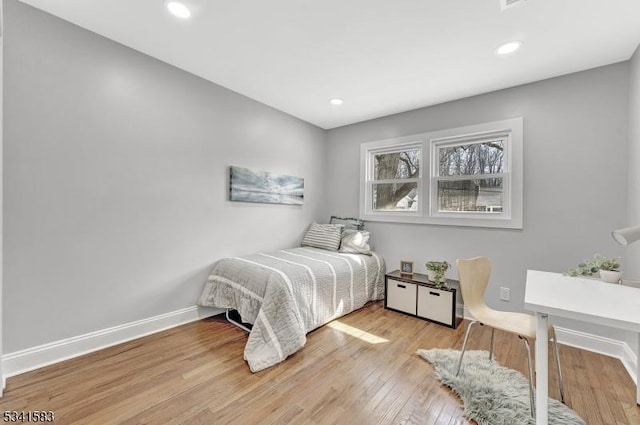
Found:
<box><xmin>432</xmin><ymin>134</ymin><xmax>509</xmax><ymax>216</ymax></box>
<box><xmin>360</xmin><ymin>118</ymin><xmax>523</xmax><ymax>229</ymax></box>
<box><xmin>369</xmin><ymin>146</ymin><xmax>421</xmax><ymax>212</ymax></box>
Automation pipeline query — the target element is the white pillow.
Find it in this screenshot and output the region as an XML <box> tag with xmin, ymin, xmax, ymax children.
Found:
<box><xmin>339</xmin><ymin>230</ymin><xmax>372</xmax><ymax>255</ymax></box>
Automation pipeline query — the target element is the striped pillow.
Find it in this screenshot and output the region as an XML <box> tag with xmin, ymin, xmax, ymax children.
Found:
<box><xmin>301</xmin><ymin>223</ymin><xmax>343</xmax><ymax>251</ymax></box>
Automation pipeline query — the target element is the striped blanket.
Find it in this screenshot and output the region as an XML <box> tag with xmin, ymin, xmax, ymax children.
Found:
<box><xmin>198</xmin><ymin>247</ymin><xmax>385</xmax><ymax>372</ymax></box>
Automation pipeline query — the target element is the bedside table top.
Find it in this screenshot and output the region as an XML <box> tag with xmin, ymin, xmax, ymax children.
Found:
<box><xmin>386</xmin><ymin>270</ymin><xmax>459</xmax><ymax>289</ymax></box>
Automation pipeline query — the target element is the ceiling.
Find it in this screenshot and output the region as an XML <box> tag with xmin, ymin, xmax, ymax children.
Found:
<box><xmin>18</xmin><ymin>0</ymin><xmax>640</xmax><ymax>129</ymax></box>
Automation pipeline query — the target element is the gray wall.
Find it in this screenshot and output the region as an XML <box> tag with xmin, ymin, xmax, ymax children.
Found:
<box><xmin>625</xmin><ymin>44</ymin><xmax>640</xmax><ymax>354</ymax></box>
<box><xmin>3</xmin><ymin>0</ymin><xmax>326</xmax><ymax>353</ymax></box>
<box><xmin>326</xmin><ymin>63</ymin><xmax>629</xmax><ymax>337</ymax></box>
<box><xmin>627</xmin><ymin>45</ymin><xmax>640</xmax><ymax>279</ymax></box>
<box><xmin>1</xmin><ymin>0</ymin><xmax>4</xmax><ymax>388</ymax></box>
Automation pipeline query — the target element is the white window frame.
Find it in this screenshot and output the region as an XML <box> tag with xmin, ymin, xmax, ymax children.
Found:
<box><xmin>430</xmin><ymin>131</ymin><xmax>512</xmax><ymax>220</ymax></box>
<box><xmin>359</xmin><ymin>117</ymin><xmax>523</xmax><ymax>229</ymax></box>
<box><xmin>363</xmin><ymin>142</ymin><xmax>423</xmax><ymax>218</ymax></box>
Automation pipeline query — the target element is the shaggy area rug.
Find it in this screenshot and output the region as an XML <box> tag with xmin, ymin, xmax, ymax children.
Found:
<box><xmin>416</xmin><ymin>348</ymin><xmax>585</xmax><ymax>425</ymax></box>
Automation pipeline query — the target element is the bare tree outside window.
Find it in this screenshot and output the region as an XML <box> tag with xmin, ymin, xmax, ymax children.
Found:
<box><xmin>436</xmin><ymin>139</ymin><xmax>505</xmax><ymax>212</ymax></box>
<box><xmin>372</xmin><ymin>149</ymin><xmax>419</xmax><ymax>211</ymax></box>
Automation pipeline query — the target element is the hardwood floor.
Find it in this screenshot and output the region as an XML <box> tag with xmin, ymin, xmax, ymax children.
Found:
<box><xmin>2</xmin><ymin>302</ymin><xmax>639</xmax><ymax>424</ymax></box>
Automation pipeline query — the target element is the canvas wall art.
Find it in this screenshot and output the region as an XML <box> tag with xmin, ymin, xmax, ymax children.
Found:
<box><xmin>229</xmin><ymin>166</ymin><xmax>304</xmax><ymax>205</ymax></box>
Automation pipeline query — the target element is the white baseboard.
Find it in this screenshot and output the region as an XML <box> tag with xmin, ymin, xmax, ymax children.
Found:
<box><xmin>2</xmin><ymin>306</ymin><xmax>223</xmax><ymax>379</ymax></box>
<box><xmin>462</xmin><ymin>308</ymin><xmax>638</xmax><ymax>384</ymax></box>
<box><xmin>555</xmin><ymin>326</ymin><xmax>637</xmax><ymax>384</ymax></box>
<box><xmin>621</xmin><ymin>342</ymin><xmax>638</xmax><ymax>385</ymax></box>
<box><xmin>554</xmin><ymin>326</ymin><xmax>627</xmax><ymax>358</ymax></box>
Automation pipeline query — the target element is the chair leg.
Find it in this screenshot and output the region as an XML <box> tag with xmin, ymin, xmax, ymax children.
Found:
<box><xmin>520</xmin><ymin>336</ymin><xmax>536</xmax><ymax>419</ymax></box>
<box><xmin>456</xmin><ymin>320</ymin><xmax>478</xmax><ymax>376</ymax></box>
<box><xmin>489</xmin><ymin>328</ymin><xmax>495</xmax><ymax>362</ymax></box>
<box><xmin>552</xmin><ymin>331</ymin><xmax>566</xmax><ymax>404</ymax></box>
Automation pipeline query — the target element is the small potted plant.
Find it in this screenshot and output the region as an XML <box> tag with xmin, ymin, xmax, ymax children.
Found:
<box><xmin>592</xmin><ymin>255</ymin><xmax>621</xmax><ymax>283</ymax></box>
<box><xmin>426</xmin><ymin>261</ymin><xmax>450</xmax><ymax>288</ymax></box>
<box><xmin>567</xmin><ymin>254</ymin><xmax>621</xmax><ymax>283</ymax></box>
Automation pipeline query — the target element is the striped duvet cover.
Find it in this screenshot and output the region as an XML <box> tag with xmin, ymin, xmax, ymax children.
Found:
<box><xmin>197</xmin><ymin>247</ymin><xmax>385</xmax><ymax>372</ymax></box>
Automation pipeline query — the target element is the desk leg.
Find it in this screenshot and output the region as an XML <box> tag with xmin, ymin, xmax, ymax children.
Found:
<box><xmin>535</xmin><ymin>313</ymin><xmax>549</xmax><ymax>425</ymax></box>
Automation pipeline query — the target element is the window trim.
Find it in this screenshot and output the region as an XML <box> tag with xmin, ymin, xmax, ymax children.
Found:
<box><xmin>359</xmin><ymin>117</ymin><xmax>523</xmax><ymax>229</ymax></box>
<box><xmin>365</xmin><ymin>142</ymin><xmax>423</xmax><ymax>217</ymax></box>
<box><xmin>430</xmin><ymin>130</ymin><xmax>511</xmax><ymax>220</ymax></box>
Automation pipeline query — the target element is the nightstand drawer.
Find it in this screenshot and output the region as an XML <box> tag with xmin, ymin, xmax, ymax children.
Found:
<box><xmin>386</xmin><ymin>279</ymin><xmax>417</xmax><ymax>315</ymax></box>
<box><xmin>417</xmin><ymin>286</ymin><xmax>453</xmax><ymax>326</ymax></box>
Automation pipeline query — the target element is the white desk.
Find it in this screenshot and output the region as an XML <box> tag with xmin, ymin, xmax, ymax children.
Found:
<box><xmin>524</xmin><ymin>270</ymin><xmax>640</xmax><ymax>425</ymax></box>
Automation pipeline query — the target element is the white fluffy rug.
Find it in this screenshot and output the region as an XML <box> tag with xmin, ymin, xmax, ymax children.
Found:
<box><xmin>416</xmin><ymin>348</ymin><xmax>585</xmax><ymax>425</ymax></box>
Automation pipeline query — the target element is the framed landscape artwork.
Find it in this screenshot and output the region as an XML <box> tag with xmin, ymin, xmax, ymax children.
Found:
<box><xmin>229</xmin><ymin>166</ymin><xmax>304</xmax><ymax>205</ymax></box>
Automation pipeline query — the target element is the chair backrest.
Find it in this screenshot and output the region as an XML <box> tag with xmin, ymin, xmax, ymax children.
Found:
<box><xmin>456</xmin><ymin>257</ymin><xmax>491</xmax><ymax>317</ymax></box>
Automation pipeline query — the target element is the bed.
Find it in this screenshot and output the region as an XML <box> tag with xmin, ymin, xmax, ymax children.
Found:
<box><xmin>197</xmin><ymin>244</ymin><xmax>385</xmax><ymax>372</ymax></box>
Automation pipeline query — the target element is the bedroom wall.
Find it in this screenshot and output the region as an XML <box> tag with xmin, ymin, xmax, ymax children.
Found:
<box><xmin>624</xmin><ymin>44</ymin><xmax>640</xmax><ymax>357</ymax></box>
<box><xmin>0</xmin><ymin>0</ymin><xmax>4</xmax><ymax>391</ymax></box>
<box><xmin>325</xmin><ymin>62</ymin><xmax>630</xmax><ymax>340</ymax></box>
<box><xmin>3</xmin><ymin>0</ymin><xmax>326</xmax><ymax>354</ymax></box>
<box><xmin>626</xmin><ymin>45</ymin><xmax>640</xmax><ymax>285</ymax></box>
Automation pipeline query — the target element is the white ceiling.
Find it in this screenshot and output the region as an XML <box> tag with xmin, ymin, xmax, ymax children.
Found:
<box><xmin>19</xmin><ymin>0</ymin><xmax>640</xmax><ymax>129</ymax></box>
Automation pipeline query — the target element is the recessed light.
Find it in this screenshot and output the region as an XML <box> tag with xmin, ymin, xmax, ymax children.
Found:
<box><xmin>330</xmin><ymin>98</ymin><xmax>344</xmax><ymax>105</ymax></box>
<box><xmin>496</xmin><ymin>40</ymin><xmax>523</xmax><ymax>55</ymax></box>
<box><xmin>166</xmin><ymin>1</ymin><xmax>191</xmax><ymax>19</ymax></box>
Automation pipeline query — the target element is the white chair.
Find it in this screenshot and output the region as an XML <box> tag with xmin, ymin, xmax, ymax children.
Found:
<box><xmin>455</xmin><ymin>257</ymin><xmax>565</xmax><ymax>417</ymax></box>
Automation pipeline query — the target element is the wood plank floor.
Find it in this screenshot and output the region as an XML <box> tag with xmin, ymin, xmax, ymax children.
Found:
<box><xmin>2</xmin><ymin>301</ymin><xmax>639</xmax><ymax>424</ymax></box>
